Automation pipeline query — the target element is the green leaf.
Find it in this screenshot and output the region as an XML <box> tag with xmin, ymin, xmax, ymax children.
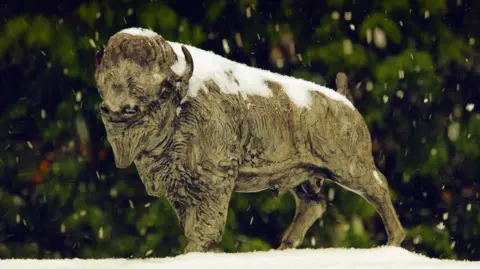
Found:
<box><xmin>378</xmin><ymin>0</ymin><xmax>409</xmax><ymax>12</ymax></box>
<box><xmin>0</xmin><ymin>16</ymin><xmax>28</xmax><ymax>58</ymax></box>
<box><xmin>77</xmin><ymin>2</ymin><xmax>100</xmax><ymax>27</ymax></box>
<box><xmin>363</xmin><ymin>106</ymin><xmax>388</xmax><ymax>127</ymax></box>
<box><xmin>417</xmin><ymin>0</ymin><xmax>446</xmax><ymax>16</ymax></box>
<box><xmin>436</xmin><ymin>25</ymin><xmax>473</xmax><ymax>68</ymax></box>
<box><xmin>359</xmin><ymin>13</ymin><xmax>402</xmax><ymax>44</ymax></box>
<box><xmin>42</xmin><ymin>121</ymin><xmax>63</xmax><ymax>142</ymax></box>
<box><xmin>51</xmin><ymin>27</ymin><xmax>79</xmax><ymax>77</ymax></box>
<box><xmin>52</xmin><ymin>157</ymin><xmax>84</xmax><ymax>179</ymax></box>
<box><xmin>205</xmin><ymin>0</ymin><xmax>228</xmax><ymax>23</ymax></box>
<box><xmin>307</xmin><ymin>41</ymin><xmax>368</xmax><ymax>73</ymax></box>
<box><xmin>314</xmin><ymin>16</ymin><xmax>341</xmax><ymax>40</ymax></box>
<box><xmin>104</xmin><ymin>7</ymin><xmax>114</xmax><ymax>27</ymax></box>
<box><xmin>7</xmin><ymin>103</ymin><xmax>27</xmax><ymax>118</ymax></box>
<box><xmin>373</xmin><ymin>49</ymin><xmax>439</xmax><ymax>99</ymax></box>
<box><xmin>236</xmin><ymin>0</ymin><xmax>257</xmax><ymax>10</ymax></box>
<box><xmin>261</xmin><ymin>196</ymin><xmax>282</xmax><ymax>213</ymax></box>
<box><xmin>408</xmin><ymin>225</ymin><xmax>455</xmax><ymax>259</ymax></box>
<box><xmin>238</xmin><ymin>237</ymin><xmax>271</xmax><ymax>252</ymax></box>
<box><xmin>177</xmin><ymin>19</ymin><xmax>206</xmax><ymax>45</ymax></box>
<box><xmin>138</xmin><ymin>3</ymin><xmax>177</xmax><ymax>33</ymax></box>
<box><xmin>337</xmin><ymin>191</ymin><xmax>377</xmax><ymax>219</ymax></box>
<box><xmin>417</xmin><ymin>139</ymin><xmax>449</xmax><ymax>176</ymax></box>
<box><xmin>451</xmin><ymin>114</ymin><xmax>480</xmax><ymax>158</ymax></box>
<box><xmin>327</xmin><ymin>0</ymin><xmax>344</xmax><ymax>8</ymax></box>
<box><xmin>25</xmin><ymin>16</ymin><xmax>53</xmax><ymax>47</ymax></box>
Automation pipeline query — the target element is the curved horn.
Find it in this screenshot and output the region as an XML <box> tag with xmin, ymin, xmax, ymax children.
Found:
<box><xmin>174</xmin><ymin>45</ymin><xmax>194</xmax><ymax>82</ymax></box>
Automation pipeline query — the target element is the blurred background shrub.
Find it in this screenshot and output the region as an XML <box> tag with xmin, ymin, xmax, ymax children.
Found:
<box><xmin>0</xmin><ymin>0</ymin><xmax>479</xmax><ymax>260</ymax></box>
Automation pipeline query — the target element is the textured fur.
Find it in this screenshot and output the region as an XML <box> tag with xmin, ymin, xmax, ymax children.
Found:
<box><xmin>94</xmin><ymin>28</ymin><xmax>405</xmax><ymax>253</ymax></box>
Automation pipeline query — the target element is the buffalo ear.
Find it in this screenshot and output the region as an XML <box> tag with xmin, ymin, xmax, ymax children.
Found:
<box><xmin>94</xmin><ymin>48</ymin><xmax>104</xmax><ymax>67</ymax></box>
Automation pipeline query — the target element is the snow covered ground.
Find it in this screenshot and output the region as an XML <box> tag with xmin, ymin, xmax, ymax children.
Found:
<box><xmin>1</xmin><ymin>246</ymin><xmax>479</xmax><ymax>269</ymax></box>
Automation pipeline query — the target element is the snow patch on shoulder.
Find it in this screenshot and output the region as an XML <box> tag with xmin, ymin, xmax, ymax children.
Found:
<box><xmin>120</xmin><ymin>27</ymin><xmax>159</xmax><ymax>37</ymax></box>
<box><xmin>168</xmin><ymin>41</ymin><xmax>354</xmax><ymax>109</ymax></box>
<box><xmin>116</xmin><ymin>27</ymin><xmax>354</xmax><ymax>109</ymax></box>
<box><xmin>168</xmin><ymin>41</ymin><xmax>271</xmax><ymax>101</ymax></box>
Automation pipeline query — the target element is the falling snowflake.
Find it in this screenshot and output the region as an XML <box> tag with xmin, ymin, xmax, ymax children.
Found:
<box><xmin>466</xmin><ymin>103</ymin><xmax>475</xmax><ymax>112</ymax></box>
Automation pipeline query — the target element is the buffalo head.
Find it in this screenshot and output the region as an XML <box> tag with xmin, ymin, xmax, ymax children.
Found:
<box><xmin>94</xmin><ymin>28</ymin><xmax>193</xmax><ymax>168</ymax></box>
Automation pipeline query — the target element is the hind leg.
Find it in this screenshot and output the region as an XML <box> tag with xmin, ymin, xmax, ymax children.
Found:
<box><xmin>278</xmin><ymin>178</ymin><xmax>326</xmax><ymax>249</ymax></box>
<box><xmin>333</xmin><ymin>165</ymin><xmax>405</xmax><ymax>246</ymax></box>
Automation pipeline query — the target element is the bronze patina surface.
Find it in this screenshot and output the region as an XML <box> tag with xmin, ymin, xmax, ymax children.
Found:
<box><xmin>94</xmin><ymin>28</ymin><xmax>405</xmax><ymax>253</ymax></box>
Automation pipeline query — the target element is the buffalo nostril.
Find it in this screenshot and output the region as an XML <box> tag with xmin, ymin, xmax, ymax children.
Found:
<box><xmin>122</xmin><ymin>105</ymin><xmax>139</xmax><ymax>115</ymax></box>
<box><xmin>100</xmin><ymin>104</ymin><xmax>110</xmax><ymax>114</ymax></box>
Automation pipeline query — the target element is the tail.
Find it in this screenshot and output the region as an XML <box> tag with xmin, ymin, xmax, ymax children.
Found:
<box><xmin>335</xmin><ymin>72</ymin><xmax>354</xmax><ymax>103</ymax></box>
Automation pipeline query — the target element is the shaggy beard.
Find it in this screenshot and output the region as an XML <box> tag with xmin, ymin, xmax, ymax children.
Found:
<box><xmin>107</xmin><ymin>128</ymin><xmax>144</xmax><ymax>168</ymax></box>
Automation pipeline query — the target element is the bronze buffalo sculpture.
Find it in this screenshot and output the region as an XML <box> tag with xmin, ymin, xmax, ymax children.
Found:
<box><xmin>94</xmin><ymin>27</ymin><xmax>405</xmax><ymax>252</ymax></box>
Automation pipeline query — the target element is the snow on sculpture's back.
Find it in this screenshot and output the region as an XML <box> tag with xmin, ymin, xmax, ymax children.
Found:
<box><xmin>167</xmin><ymin>40</ymin><xmax>354</xmax><ymax>109</ymax></box>
<box><xmin>119</xmin><ymin>27</ymin><xmax>354</xmax><ymax>109</ymax></box>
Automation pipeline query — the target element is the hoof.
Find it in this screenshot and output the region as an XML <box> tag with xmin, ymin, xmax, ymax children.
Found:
<box><xmin>278</xmin><ymin>239</ymin><xmax>300</xmax><ymax>250</ymax></box>
<box><xmin>278</xmin><ymin>242</ymin><xmax>294</xmax><ymax>250</ymax></box>
<box><xmin>386</xmin><ymin>231</ymin><xmax>406</xmax><ymax>247</ymax></box>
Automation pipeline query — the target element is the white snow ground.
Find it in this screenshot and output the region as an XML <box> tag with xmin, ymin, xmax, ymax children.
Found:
<box><xmin>1</xmin><ymin>247</ymin><xmax>479</xmax><ymax>269</ymax></box>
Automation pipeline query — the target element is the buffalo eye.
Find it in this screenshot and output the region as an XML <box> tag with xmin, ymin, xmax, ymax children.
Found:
<box><xmin>159</xmin><ymin>90</ymin><xmax>170</xmax><ymax>100</ymax></box>
<box><xmin>160</xmin><ymin>80</ymin><xmax>174</xmax><ymax>100</ymax></box>
<box><xmin>122</xmin><ymin>105</ymin><xmax>139</xmax><ymax>115</ymax></box>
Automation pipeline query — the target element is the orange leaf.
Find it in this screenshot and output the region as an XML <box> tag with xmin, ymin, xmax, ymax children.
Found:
<box><xmin>40</xmin><ymin>160</ymin><xmax>49</xmax><ymax>174</ymax></box>
<box><xmin>31</xmin><ymin>171</ymin><xmax>42</xmax><ymax>184</ymax></box>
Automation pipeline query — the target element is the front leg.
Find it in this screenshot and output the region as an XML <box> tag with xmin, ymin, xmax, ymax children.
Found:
<box><xmin>182</xmin><ymin>160</ymin><xmax>237</xmax><ymax>253</ymax></box>
<box><xmin>175</xmin><ymin>90</ymin><xmax>243</xmax><ymax>252</ymax></box>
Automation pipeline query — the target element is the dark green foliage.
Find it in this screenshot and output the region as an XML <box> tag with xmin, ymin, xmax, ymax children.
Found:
<box><xmin>1</xmin><ymin>0</ymin><xmax>479</xmax><ymax>260</ymax></box>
